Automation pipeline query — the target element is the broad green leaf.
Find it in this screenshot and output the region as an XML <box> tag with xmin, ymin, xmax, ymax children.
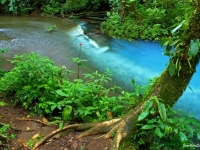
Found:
<box><xmin>50</xmin><ymin>104</ymin><xmax>57</xmax><ymax>111</ymax></box>
<box><xmin>164</xmin><ymin>126</ymin><xmax>173</xmax><ymax>135</ymax></box>
<box><xmin>141</xmin><ymin>124</ymin><xmax>156</xmax><ymax>130</ymax></box>
<box><xmin>138</xmin><ymin>111</ymin><xmax>149</xmax><ymax>121</ymax></box>
<box><xmin>96</xmin><ymin>111</ymin><xmax>101</xmax><ymax>117</ymax></box>
<box><xmin>56</xmin><ymin>90</ymin><xmax>68</xmax><ymax>97</ymax></box>
<box><xmin>62</xmin><ymin>105</ymin><xmax>72</xmax><ymax>121</ymax></box>
<box><xmin>163</xmin><ymin>40</ymin><xmax>169</xmax><ymax>46</ymax></box>
<box><xmin>155</xmin><ymin>127</ymin><xmax>164</xmax><ymax>138</ymax></box>
<box><xmin>143</xmin><ymin>100</ymin><xmax>153</xmax><ymax>112</ymax></box>
<box><xmin>185</xmin><ymin>125</ymin><xmax>194</xmax><ymax>137</ymax></box>
<box><xmin>188</xmin><ymin>39</ymin><xmax>199</xmax><ymax>57</ymax></box>
<box><xmin>179</xmin><ymin>132</ymin><xmax>187</xmax><ymax>142</ymax></box>
<box><xmin>158</xmin><ymin>103</ymin><xmax>167</xmax><ymax>121</ymax></box>
<box><xmin>168</xmin><ymin>61</ymin><xmax>176</xmax><ymax>76</ymax></box>
<box><xmin>59</xmin><ymin>121</ymin><xmax>64</xmax><ymax>129</ymax></box>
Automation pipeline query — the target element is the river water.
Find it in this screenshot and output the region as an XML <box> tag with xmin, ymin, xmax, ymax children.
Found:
<box><xmin>0</xmin><ymin>16</ymin><xmax>200</xmax><ymax>120</ymax></box>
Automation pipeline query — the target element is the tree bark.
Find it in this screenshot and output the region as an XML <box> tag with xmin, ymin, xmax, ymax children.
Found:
<box><xmin>150</xmin><ymin>1</ymin><xmax>200</xmax><ymax>107</ymax></box>
<box><xmin>120</xmin><ymin>1</ymin><xmax>200</xmax><ymax>149</ymax></box>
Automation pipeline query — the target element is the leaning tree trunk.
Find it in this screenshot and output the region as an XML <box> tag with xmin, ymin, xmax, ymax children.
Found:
<box><xmin>32</xmin><ymin>2</ymin><xmax>200</xmax><ymax>150</ymax></box>
<box><xmin>118</xmin><ymin>1</ymin><xmax>200</xmax><ymax>149</ymax></box>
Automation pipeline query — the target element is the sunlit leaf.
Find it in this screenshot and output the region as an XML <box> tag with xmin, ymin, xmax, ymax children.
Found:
<box><xmin>171</xmin><ymin>20</ymin><xmax>186</xmax><ymax>34</ymax></box>
<box><xmin>141</xmin><ymin>124</ymin><xmax>156</xmax><ymax>130</ymax></box>
<box><xmin>51</xmin><ymin>104</ymin><xmax>57</xmax><ymax>111</ymax></box>
<box><xmin>59</xmin><ymin>121</ymin><xmax>64</xmax><ymax>129</ymax></box>
<box><xmin>179</xmin><ymin>132</ymin><xmax>187</xmax><ymax>142</ymax></box>
<box><xmin>138</xmin><ymin>111</ymin><xmax>149</xmax><ymax>121</ymax></box>
<box><xmin>96</xmin><ymin>111</ymin><xmax>101</xmax><ymax>117</ymax></box>
<box><xmin>168</xmin><ymin>61</ymin><xmax>176</xmax><ymax>76</ymax></box>
<box><xmin>56</xmin><ymin>90</ymin><xmax>68</xmax><ymax>97</ymax></box>
<box><xmin>163</xmin><ymin>40</ymin><xmax>169</xmax><ymax>46</ymax></box>
<box><xmin>185</xmin><ymin>125</ymin><xmax>194</xmax><ymax>137</ymax></box>
<box><xmin>62</xmin><ymin>105</ymin><xmax>72</xmax><ymax>121</ymax></box>
<box><xmin>155</xmin><ymin>127</ymin><xmax>163</xmax><ymax>138</ymax></box>
<box><xmin>147</xmin><ymin>118</ymin><xmax>157</xmax><ymax>124</ymax></box>
<box><xmin>158</xmin><ymin>103</ymin><xmax>167</xmax><ymax>121</ymax></box>
<box><xmin>143</xmin><ymin>100</ymin><xmax>153</xmax><ymax>112</ymax></box>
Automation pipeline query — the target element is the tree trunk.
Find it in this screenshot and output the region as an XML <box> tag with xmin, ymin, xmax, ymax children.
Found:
<box><xmin>120</xmin><ymin>1</ymin><xmax>200</xmax><ymax>149</ymax></box>
<box><xmin>149</xmin><ymin>1</ymin><xmax>200</xmax><ymax>107</ymax></box>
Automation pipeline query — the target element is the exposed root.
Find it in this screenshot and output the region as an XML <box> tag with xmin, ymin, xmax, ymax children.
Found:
<box><xmin>77</xmin><ymin>119</ymin><xmax>121</xmax><ymax>138</ymax></box>
<box><xmin>17</xmin><ymin>117</ymin><xmax>51</xmax><ymax>126</ymax></box>
<box><xmin>32</xmin><ymin>119</ymin><xmax>121</xmax><ymax>150</ymax></box>
<box><xmin>32</xmin><ymin>102</ymin><xmax>144</xmax><ymax>150</ymax></box>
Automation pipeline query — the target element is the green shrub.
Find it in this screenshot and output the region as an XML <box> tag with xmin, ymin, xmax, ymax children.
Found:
<box><xmin>63</xmin><ymin>0</ymin><xmax>109</xmax><ymax>13</ymax></box>
<box><xmin>42</xmin><ymin>0</ymin><xmax>64</xmax><ymax>15</ymax></box>
<box><xmin>0</xmin><ymin>0</ymin><xmax>33</xmax><ymax>15</ymax></box>
<box><xmin>0</xmin><ymin>52</ymin><xmax>142</xmax><ymax>122</ymax></box>
<box><xmin>134</xmin><ymin>97</ymin><xmax>200</xmax><ymax>149</ymax></box>
<box><xmin>101</xmin><ymin>0</ymin><xmax>193</xmax><ymax>41</ymax></box>
<box><xmin>41</xmin><ymin>70</ymin><xmax>137</xmax><ymax>122</ymax></box>
<box><xmin>0</xmin><ymin>52</ymin><xmax>68</xmax><ymax>115</ymax></box>
<box><xmin>63</xmin><ymin>0</ymin><xmax>88</xmax><ymax>13</ymax></box>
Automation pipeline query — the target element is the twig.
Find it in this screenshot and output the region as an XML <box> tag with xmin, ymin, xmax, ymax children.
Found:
<box><xmin>16</xmin><ymin>118</ymin><xmax>51</xmax><ymax>126</ymax></box>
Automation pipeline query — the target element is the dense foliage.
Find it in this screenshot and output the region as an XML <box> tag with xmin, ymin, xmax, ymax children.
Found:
<box><xmin>0</xmin><ymin>0</ymin><xmax>109</xmax><ymax>15</ymax></box>
<box><xmin>0</xmin><ymin>0</ymin><xmax>193</xmax><ymax>41</ymax></box>
<box><xmin>0</xmin><ymin>52</ymin><xmax>145</xmax><ymax>122</ymax></box>
<box><xmin>135</xmin><ymin>97</ymin><xmax>200</xmax><ymax>149</ymax></box>
<box><xmin>101</xmin><ymin>0</ymin><xmax>193</xmax><ymax>41</ymax></box>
